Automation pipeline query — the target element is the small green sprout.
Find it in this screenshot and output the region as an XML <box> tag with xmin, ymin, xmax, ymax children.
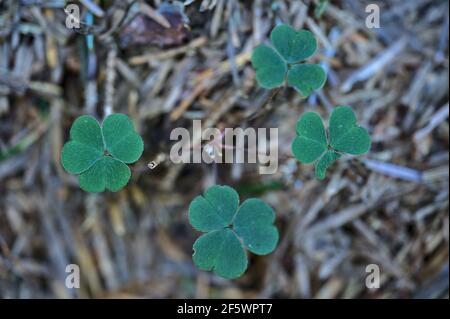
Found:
<box><xmin>291</xmin><ymin>106</ymin><xmax>371</xmax><ymax>180</ymax></box>
<box><xmin>61</xmin><ymin>114</ymin><xmax>144</xmax><ymax>192</ymax></box>
<box><xmin>251</xmin><ymin>24</ymin><xmax>327</xmax><ymax>97</ymax></box>
<box><xmin>189</xmin><ymin>185</ymin><xmax>279</xmax><ymax>279</ymax></box>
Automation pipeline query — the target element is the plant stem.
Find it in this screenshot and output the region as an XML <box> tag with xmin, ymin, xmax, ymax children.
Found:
<box><xmin>248</xmin><ymin>86</ymin><xmax>282</xmax><ymax>121</ymax></box>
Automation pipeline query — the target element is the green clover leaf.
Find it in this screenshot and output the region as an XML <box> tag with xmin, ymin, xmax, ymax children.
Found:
<box><xmin>291</xmin><ymin>112</ymin><xmax>327</xmax><ymax>164</ymax></box>
<box><xmin>315</xmin><ymin>150</ymin><xmax>341</xmax><ymax>180</ymax></box>
<box><xmin>61</xmin><ymin>114</ymin><xmax>144</xmax><ymax>192</ymax></box>
<box><xmin>251</xmin><ymin>45</ymin><xmax>287</xmax><ymax>89</ymax></box>
<box><xmin>251</xmin><ymin>24</ymin><xmax>327</xmax><ymax>96</ymax></box>
<box><xmin>287</xmin><ymin>64</ymin><xmax>327</xmax><ymax>97</ymax></box>
<box><xmin>189</xmin><ymin>185</ymin><xmax>279</xmax><ymax>279</ymax></box>
<box><xmin>270</xmin><ymin>24</ymin><xmax>317</xmax><ymax>63</ymax></box>
<box><xmin>291</xmin><ymin>106</ymin><xmax>371</xmax><ymax>180</ymax></box>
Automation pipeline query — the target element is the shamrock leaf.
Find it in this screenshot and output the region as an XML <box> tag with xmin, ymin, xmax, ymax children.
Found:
<box><xmin>291</xmin><ymin>106</ymin><xmax>371</xmax><ymax>180</ymax></box>
<box><xmin>251</xmin><ymin>24</ymin><xmax>326</xmax><ymax>97</ymax></box>
<box><xmin>329</xmin><ymin>106</ymin><xmax>371</xmax><ymax>155</ymax></box>
<box><xmin>189</xmin><ymin>185</ymin><xmax>279</xmax><ymax>279</ymax></box>
<box><xmin>61</xmin><ymin>114</ymin><xmax>144</xmax><ymax>192</ymax></box>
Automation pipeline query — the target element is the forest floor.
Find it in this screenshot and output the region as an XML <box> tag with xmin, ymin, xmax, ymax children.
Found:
<box><xmin>0</xmin><ymin>0</ymin><xmax>448</xmax><ymax>298</ymax></box>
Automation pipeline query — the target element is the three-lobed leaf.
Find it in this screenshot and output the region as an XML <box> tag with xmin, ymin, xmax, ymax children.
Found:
<box><xmin>189</xmin><ymin>185</ymin><xmax>279</xmax><ymax>279</ymax></box>
<box><xmin>193</xmin><ymin>228</ymin><xmax>248</xmax><ymax>280</ymax></box>
<box><xmin>189</xmin><ymin>185</ymin><xmax>239</xmax><ymax>232</ymax></box>
<box><xmin>251</xmin><ymin>24</ymin><xmax>326</xmax><ymax>96</ymax></box>
<box><xmin>287</xmin><ymin>64</ymin><xmax>327</xmax><ymax>97</ymax></box>
<box><xmin>233</xmin><ymin>199</ymin><xmax>278</xmax><ymax>255</ymax></box>
<box><xmin>291</xmin><ymin>106</ymin><xmax>371</xmax><ymax>180</ymax></box>
<box><xmin>61</xmin><ymin>113</ymin><xmax>143</xmax><ymax>192</ymax></box>
<box><xmin>315</xmin><ymin>150</ymin><xmax>341</xmax><ymax>180</ymax></box>
<box><xmin>270</xmin><ymin>25</ymin><xmax>317</xmax><ymax>63</ymax></box>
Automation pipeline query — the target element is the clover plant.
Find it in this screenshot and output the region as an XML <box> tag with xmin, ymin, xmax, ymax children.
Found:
<box><xmin>251</xmin><ymin>24</ymin><xmax>327</xmax><ymax>97</ymax></box>
<box><xmin>188</xmin><ymin>185</ymin><xmax>279</xmax><ymax>279</ymax></box>
<box><xmin>61</xmin><ymin>114</ymin><xmax>144</xmax><ymax>192</ymax></box>
<box><xmin>291</xmin><ymin>106</ymin><xmax>371</xmax><ymax>180</ymax></box>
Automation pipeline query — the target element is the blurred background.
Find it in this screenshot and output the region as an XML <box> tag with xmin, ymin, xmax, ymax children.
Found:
<box><xmin>0</xmin><ymin>0</ymin><xmax>448</xmax><ymax>298</ymax></box>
